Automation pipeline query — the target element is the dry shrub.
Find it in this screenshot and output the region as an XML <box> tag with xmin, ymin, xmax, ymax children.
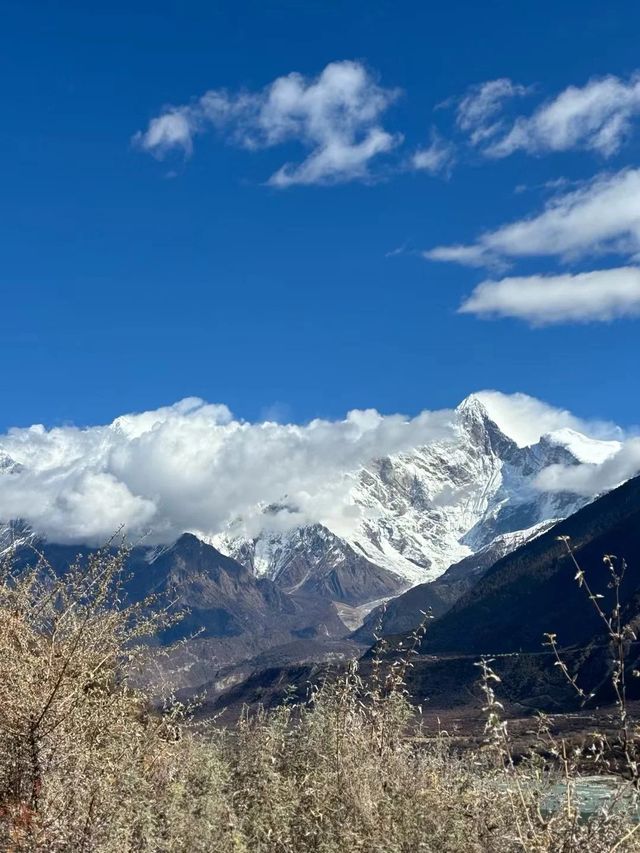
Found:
<box><xmin>0</xmin><ymin>545</ymin><xmax>639</xmax><ymax>851</ymax></box>
<box><xmin>0</xmin><ymin>546</ymin><xmax>228</xmax><ymax>851</ymax></box>
<box><xmin>221</xmin><ymin>662</ymin><xmax>639</xmax><ymax>853</ymax></box>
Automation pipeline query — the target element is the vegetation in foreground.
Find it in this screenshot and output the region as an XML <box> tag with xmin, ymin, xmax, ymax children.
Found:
<box><xmin>1</xmin><ymin>544</ymin><xmax>639</xmax><ymax>851</ymax></box>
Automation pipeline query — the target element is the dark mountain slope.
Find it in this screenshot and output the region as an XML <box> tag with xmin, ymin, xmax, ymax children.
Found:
<box><xmin>189</xmin><ymin>477</ymin><xmax>640</xmax><ymax>719</ymax></box>
<box><xmin>422</xmin><ymin>474</ymin><xmax>640</xmax><ymax>656</ymax></box>
<box><xmin>11</xmin><ymin>533</ymin><xmax>348</xmax><ymax>691</ymax></box>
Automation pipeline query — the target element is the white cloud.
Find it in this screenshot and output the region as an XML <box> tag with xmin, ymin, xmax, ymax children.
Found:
<box><xmin>0</xmin><ymin>394</ymin><xmax>626</xmax><ymax>546</ymax></box>
<box><xmin>459</xmin><ymin>267</ymin><xmax>640</xmax><ymax>325</ymax></box>
<box><xmin>0</xmin><ymin>399</ymin><xmax>455</xmax><ymax>545</ymax></box>
<box><xmin>451</xmin><ymin>73</ymin><xmax>640</xmax><ymax>160</ymax></box>
<box><xmin>456</xmin><ymin>78</ymin><xmax>530</xmax><ymax>145</ymax></box>
<box><xmin>135</xmin><ymin>110</ymin><xmax>195</xmax><ymax>157</ymax></box>
<box><xmin>134</xmin><ymin>60</ymin><xmax>402</xmax><ymax>186</ymax></box>
<box><xmin>472</xmin><ymin>391</ymin><xmax>621</xmax><ymax>448</ymax></box>
<box><xmin>486</xmin><ymin>73</ymin><xmax>640</xmax><ymax>158</ymax></box>
<box><xmin>411</xmin><ymin>129</ymin><xmax>456</xmax><ymax>176</ymax></box>
<box><xmin>535</xmin><ymin>439</ymin><xmax>640</xmax><ymax>496</ymax></box>
<box><xmin>425</xmin><ymin>168</ymin><xmax>640</xmax><ymax>267</ymax></box>
<box><xmin>426</xmin><ymin>243</ymin><xmax>497</xmax><ymax>268</ymax></box>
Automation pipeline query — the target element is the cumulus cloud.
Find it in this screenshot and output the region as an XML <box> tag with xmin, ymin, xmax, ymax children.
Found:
<box><xmin>472</xmin><ymin>390</ymin><xmax>622</xmax><ymax>448</ymax></box>
<box><xmin>425</xmin><ymin>168</ymin><xmax>640</xmax><ymax>268</ymax></box>
<box><xmin>485</xmin><ymin>73</ymin><xmax>640</xmax><ymax>158</ymax></box>
<box><xmin>133</xmin><ymin>60</ymin><xmax>402</xmax><ymax>186</ymax></box>
<box><xmin>0</xmin><ymin>394</ymin><xmax>628</xmax><ymax>546</ymax></box>
<box><xmin>459</xmin><ymin>267</ymin><xmax>640</xmax><ymax>325</ymax></box>
<box><xmin>411</xmin><ymin>129</ymin><xmax>456</xmax><ymax>176</ymax></box>
<box><xmin>136</xmin><ymin>110</ymin><xmax>195</xmax><ymax>157</ymax></box>
<box><xmin>0</xmin><ymin>399</ymin><xmax>457</xmax><ymax>545</ymax></box>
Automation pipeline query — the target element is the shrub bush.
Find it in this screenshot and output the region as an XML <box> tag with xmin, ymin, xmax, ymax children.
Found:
<box><xmin>0</xmin><ymin>546</ymin><xmax>638</xmax><ymax>851</ymax></box>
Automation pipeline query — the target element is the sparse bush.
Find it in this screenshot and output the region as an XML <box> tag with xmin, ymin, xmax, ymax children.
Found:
<box><xmin>1</xmin><ymin>545</ymin><xmax>639</xmax><ymax>851</ymax></box>
<box><xmin>0</xmin><ymin>544</ymin><xmax>229</xmax><ymax>851</ymax></box>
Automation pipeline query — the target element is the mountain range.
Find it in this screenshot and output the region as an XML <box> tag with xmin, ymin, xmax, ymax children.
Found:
<box><xmin>0</xmin><ymin>394</ymin><xmax>630</xmax><ymax>709</ymax></box>
<box><xmin>211</xmin><ymin>396</ymin><xmax>617</xmax><ymax>601</ymax></box>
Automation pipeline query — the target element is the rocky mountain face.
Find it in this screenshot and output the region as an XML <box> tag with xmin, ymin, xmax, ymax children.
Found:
<box><xmin>7</xmin><ymin>533</ymin><xmax>352</xmax><ymax>693</ymax></box>
<box><xmin>353</xmin><ymin>520</ymin><xmax>556</xmax><ymax>644</ymax></box>
<box><xmin>0</xmin><ymin>452</ymin><xmax>21</xmax><ymax>474</ymax></box>
<box><xmin>213</xmin><ymin>396</ymin><xmax>614</xmax><ymax>604</ymax></box>
<box><xmin>0</xmin><ymin>518</ymin><xmax>32</xmax><ymax>553</ymax></box>
<box><xmin>218</xmin><ymin>524</ymin><xmax>406</xmax><ymax>606</ymax></box>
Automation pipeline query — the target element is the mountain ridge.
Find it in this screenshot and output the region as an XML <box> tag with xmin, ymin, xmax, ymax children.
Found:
<box><xmin>0</xmin><ymin>395</ymin><xmax>620</xmax><ymax>616</ymax></box>
<box><xmin>213</xmin><ymin>396</ymin><xmax>613</xmax><ymax>598</ymax></box>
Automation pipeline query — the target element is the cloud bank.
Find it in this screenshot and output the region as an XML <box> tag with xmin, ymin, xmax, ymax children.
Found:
<box><xmin>0</xmin><ymin>398</ymin><xmax>453</xmax><ymax>545</ymax></box>
<box><xmin>0</xmin><ymin>394</ymin><xmax>631</xmax><ymax>547</ymax></box>
<box><xmin>134</xmin><ymin>60</ymin><xmax>402</xmax><ymax>186</ymax></box>
<box><xmin>459</xmin><ymin>267</ymin><xmax>640</xmax><ymax>325</ymax></box>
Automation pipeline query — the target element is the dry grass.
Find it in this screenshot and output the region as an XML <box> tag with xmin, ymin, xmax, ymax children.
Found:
<box><xmin>0</xmin><ymin>545</ymin><xmax>639</xmax><ymax>851</ymax></box>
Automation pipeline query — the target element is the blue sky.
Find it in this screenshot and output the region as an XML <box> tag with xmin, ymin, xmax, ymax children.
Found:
<box><xmin>2</xmin><ymin>0</ymin><xmax>640</xmax><ymax>432</ymax></box>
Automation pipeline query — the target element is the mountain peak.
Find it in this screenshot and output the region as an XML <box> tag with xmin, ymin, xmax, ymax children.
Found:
<box><xmin>455</xmin><ymin>394</ymin><xmax>489</xmax><ymax>419</ymax></box>
<box><xmin>455</xmin><ymin>395</ymin><xmax>515</xmax><ymax>457</ymax></box>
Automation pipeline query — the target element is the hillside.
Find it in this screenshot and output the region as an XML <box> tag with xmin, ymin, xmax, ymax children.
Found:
<box><xmin>203</xmin><ymin>474</ymin><xmax>640</xmax><ymax>720</ymax></box>
<box><xmin>10</xmin><ymin>533</ymin><xmax>354</xmax><ymax>692</ymax></box>
<box><xmin>353</xmin><ymin>521</ymin><xmax>554</xmax><ymax>643</ymax></box>
<box><xmin>422</xmin><ymin>473</ymin><xmax>640</xmax><ymax>656</ymax></box>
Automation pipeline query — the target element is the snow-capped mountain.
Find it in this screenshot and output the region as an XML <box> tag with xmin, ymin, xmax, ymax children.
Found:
<box><xmin>0</xmin><ymin>394</ymin><xmax>628</xmax><ymax>706</ymax></box>
<box><xmin>0</xmin><ymin>394</ymin><xmax>622</xmax><ymax>613</ymax></box>
<box><xmin>215</xmin><ymin>523</ymin><xmax>406</xmax><ymax>606</ymax></box>
<box><xmin>215</xmin><ymin>395</ymin><xmax>620</xmax><ymax>594</ymax></box>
